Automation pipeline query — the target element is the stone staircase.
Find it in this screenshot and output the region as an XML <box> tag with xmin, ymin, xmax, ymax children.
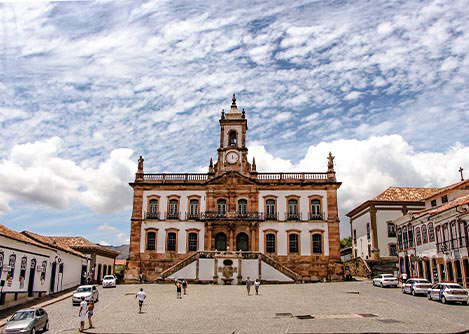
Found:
<box><xmin>157</xmin><ymin>251</ymin><xmax>301</xmax><ymax>283</ymax></box>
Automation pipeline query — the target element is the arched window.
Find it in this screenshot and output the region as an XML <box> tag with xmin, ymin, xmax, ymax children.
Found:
<box><xmin>397</xmin><ymin>229</ymin><xmax>403</xmax><ymax>250</ymax></box>
<box><xmin>169</xmin><ymin>199</ymin><xmax>179</xmax><ymax>218</ymax></box>
<box><xmin>188</xmin><ymin>232</ymin><xmax>198</xmax><ymax>252</ymax></box>
<box><xmin>415</xmin><ymin>227</ymin><xmax>422</xmax><ymax>246</ymax></box>
<box><xmin>310</xmin><ymin>199</ymin><xmax>321</xmax><ymax>219</ymax></box>
<box><xmin>403</xmin><ymin>227</ymin><xmax>408</xmax><ymax>249</ymax></box>
<box><xmin>312</xmin><ymin>234</ymin><xmax>322</xmax><ymax>254</ymax></box>
<box><xmin>149</xmin><ymin>199</ymin><xmax>158</xmax><ymax>213</ymax></box>
<box><xmin>422</xmin><ymin>225</ymin><xmax>428</xmax><ymax>244</ymax></box>
<box><xmin>266</xmin><ymin>199</ymin><xmax>276</xmax><ymax>219</ymax></box>
<box><xmin>8</xmin><ymin>254</ymin><xmax>16</xmax><ymax>279</ymax></box>
<box><xmin>147</xmin><ymin>231</ymin><xmax>156</xmax><ymax>250</ymax></box>
<box><xmin>288</xmin><ymin>199</ymin><xmax>298</xmax><ymax>220</ymax></box>
<box><xmin>189</xmin><ymin>199</ymin><xmax>199</xmax><ymax>217</ymax></box>
<box><xmin>238</xmin><ymin>199</ymin><xmax>247</xmax><ymax>217</ymax></box>
<box><xmin>288</xmin><ymin>233</ymin><xmax>299</xmax><ymax>254</ymax></box>
<box><xmin>408</xmin><ymin>226</ymin><xmax>414</xmax><ymax>247</ymax></box>
<box><xmin>217</xmin><ymin>199</ymin><xmax>226</xmax><ymax>217</ymax></box>
<box><xmin>229</xmin><ymin>130</ymin><xmax>237</xmax><ymax>146</ymax></box>
<box><xmin>266</xmin><ymin>234</ymin><xmax>276</xmax><ymax>253</ymax></box>
<box><xmin>167</xmin><ymin>232</ymin><xmax>177</xmax><ymax>251</ymax></box>
<box><xmin>428</xmin><ymin>223</ymin><xmax>435</xmax><ymax>242</ymax></box>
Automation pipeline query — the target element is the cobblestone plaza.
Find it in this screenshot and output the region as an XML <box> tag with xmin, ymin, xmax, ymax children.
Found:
<box><xmin>35</xmin><ymin>281</ymin><xmax>469</xmax><ymax>334</ymax></box>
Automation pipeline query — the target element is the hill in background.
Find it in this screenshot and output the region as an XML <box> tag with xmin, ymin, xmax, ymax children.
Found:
<box><xmin>100</xmin><ymin>244</ymin><xmax>129</xmax><ymax>259</ymax></box>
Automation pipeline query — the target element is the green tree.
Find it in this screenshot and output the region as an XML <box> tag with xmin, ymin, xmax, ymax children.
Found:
<box><xmin>340</xmin><ymin>237</ymin><xmax>352</xmax><ymax>249</ymax></box>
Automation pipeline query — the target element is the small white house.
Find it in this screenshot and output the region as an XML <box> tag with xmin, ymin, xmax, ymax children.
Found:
<box><xmin>0</xmin><ymin>225</ymin><xmax>88</xmax><ymax>310</ymax></box>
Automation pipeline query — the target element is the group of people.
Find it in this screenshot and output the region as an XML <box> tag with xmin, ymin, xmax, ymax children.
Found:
<box><xmin>175</xmin><ymin>279</ymin><xmax>188</xmax><ymax>299</ymax></box>
<box><xmin>245</xmin><ymin>277</ymin><xmax>261</xmax><ymax>296</ymax></box>
<box><xmin>78</xmin><ymin>297</ymin><xmax>95</xmax><ymax>332</ymax></box>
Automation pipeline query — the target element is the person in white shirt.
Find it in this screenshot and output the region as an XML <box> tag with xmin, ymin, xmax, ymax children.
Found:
<box><xmin>254</xmin><ymin>279</ymin><xmax>261</xmax><ymax>295</ymax></box>
<box><xmin>78</xmin><ymin>297</ymin><xmax>88</xmax><ymax>332</ymax></box>
<box><xmin>136</xmin><ymin>288</ymin><xmax>146</xmax><ymax>313</ymax></box>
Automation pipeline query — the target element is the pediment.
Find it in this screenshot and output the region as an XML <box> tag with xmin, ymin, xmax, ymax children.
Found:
<box><xmin>208</xmin><ymin>171</ymin><xmax>256</xmax><ymax>185</ymax></box>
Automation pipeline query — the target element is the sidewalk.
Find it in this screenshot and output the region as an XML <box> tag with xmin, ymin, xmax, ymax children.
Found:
<box><xmin>0</xmin><ymin>290</ymin><xmax>74</xmax><ymax>328</ymax></box>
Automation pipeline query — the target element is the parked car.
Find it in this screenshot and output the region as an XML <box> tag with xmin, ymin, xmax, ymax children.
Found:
<box><xmin>402</xmin><ymin>278</ymin><xmax>432</xmax><ymax>296</ymax></box>
<box><xmin>1</xmin><ymin>307</ymin><xmax>48</xmax><ymax>334</ymax></box>
<box><xmin>427</xmin><ymin>283</ymin><xmax>468</xmax><ymax>304</ymax></box>
<box><xmin>72</xmin><ymin>285</ymin><xmax>99</xmax><ymax>305</ymax></box>
<box><xmin>372</xmin><ymin>274</ymin><xmax>399</xmax><ymax>288</ymax></box>
<box><xmin>102</xmin><ymin>275</ymin><xmax>117</xmax><ymax>288</ymax></box>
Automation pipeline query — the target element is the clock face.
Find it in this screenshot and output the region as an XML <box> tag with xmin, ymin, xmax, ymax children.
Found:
<box><xmin>225</xmin><ymin>151</ymin><xmax>239</xmax><ymax>164</ymax></box>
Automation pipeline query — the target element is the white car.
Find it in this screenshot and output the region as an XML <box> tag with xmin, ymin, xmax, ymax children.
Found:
<box><xmin>102</xmin><ymin>275</ymin><xmax>117</xmax><ymax>288</ymax></box>
<box><xmin>72</xmin><ymin>285</ymin><xmax>99</xmax><ymax>305</ymax></box>
<box><xmin>402</xmin><ymin>278</ymin><xmax>432</xmax><ymax>295</ymax></box>
<box><xmin>427</xmin><ymin>283</ymin><xmax>468</xmax><ymax>304</ymax></box>
<box><xmin>372</xmin><ymin>274</ymin><xmax>399</xmax><ymax>288</ymax></box>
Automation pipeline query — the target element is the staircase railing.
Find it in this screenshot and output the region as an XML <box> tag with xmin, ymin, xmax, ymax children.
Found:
<box><xmin>157</xmin><ymin>251</ymin><xmax>301</xmax><ymax>282</ymax></box>
<box><xmin>259</xmin><ymin>253</ymin><xmax>301</xmax><ymax>282</ymax></box>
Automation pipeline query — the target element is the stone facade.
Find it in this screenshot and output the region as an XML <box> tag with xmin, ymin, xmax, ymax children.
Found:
<box><xmin>125</xmin><ymin>95</ymin><xmax>343</xmax><ymax>283</ymax></box>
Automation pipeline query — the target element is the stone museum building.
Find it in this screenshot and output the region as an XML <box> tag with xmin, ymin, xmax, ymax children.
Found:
<box><xmin>125</xmin><ymin>96</ymin><xmax>342</xmax><ymax>283</ymax></box>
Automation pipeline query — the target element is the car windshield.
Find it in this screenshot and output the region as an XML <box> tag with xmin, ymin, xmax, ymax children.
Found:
<box><xmin>383</xmin><ymin>275</ymin><xmax>394</xmax><ymax>278</ymax></box>
<box><xmin>104</xmin><ymin>275</ymin><xmax>114</xmax><ymax>279</ymax></box>
<box><xmin>76</xmin><ymin>287</ymin><xmax>92</xmax><ymax>293</ymax></box>
<box><xmin>415</xmin><ymin>280</ymin><xmax>429</xmax><ymax>283</ymax></box>
<box><xmin>11</xmin><ymin>311</ymin><xmax>34</xmax><ymax>321</ymax></box>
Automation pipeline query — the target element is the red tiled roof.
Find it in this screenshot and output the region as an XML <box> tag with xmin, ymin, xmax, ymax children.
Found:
<box><xmin>422</xmin><ymin>179</ymin><xmax>469</xmax><ymax>200</ymax></box>
<box><xmin>0</xmin><ymin>225</ymin><xmax>53</xmax><ymax>250</ymax></box>
<box><xmin>50</xmin><ymin>236</ymin><xmax>119</xmax><ymax>257</ymax></box>
<box><xmin>372</xmin><ymin>187</ymin><xmax>441</xmax><ymax>202</ymax></box>
<box><xmin>427</xmin><ymin>194</ymin><xmax>469</xmax><ymax>216</ymax></box>
<box><xmin>115</xmin><ymin>259</ymin><xmax>126</xmax><ymax>265</ymax></box>
<box><xmin>22</xmin><ymin>231</ymin><xmax>86</xmax><ymax>258</ymax></box>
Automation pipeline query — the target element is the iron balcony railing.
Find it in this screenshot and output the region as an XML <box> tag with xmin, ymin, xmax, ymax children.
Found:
<box><xmin>143</xmin><ymin>211</ymin><xmax>325</xmax><ymax>222</ymax></box>
<box><xmin>437</xmin><ymin>237</ymin><xmax>468</xmax><ymax>252</ymax></box>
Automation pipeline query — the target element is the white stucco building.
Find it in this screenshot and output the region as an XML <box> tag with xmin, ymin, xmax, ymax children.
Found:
<box><xmin>0</xmin><ymin>225</ymin><xmax>88</xmax><ymax>310</ymax></box>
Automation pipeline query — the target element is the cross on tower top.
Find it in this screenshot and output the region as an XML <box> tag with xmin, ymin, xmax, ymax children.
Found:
<box><xmin>459</xmin><ymin>167</ymin><xmax>464</xmax><ymax>181</ymax></box>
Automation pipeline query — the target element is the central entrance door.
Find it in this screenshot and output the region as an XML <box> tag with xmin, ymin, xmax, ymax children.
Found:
<box><xmin>236</xmin><ymin>232</ymin><xmax>249</xmax><ymax>251</ymax></box>
<box><xmin>215</xmin><ymin>232</ymin><xmax>227</xmax><ymax>251</ymax></box>
<box><xmin>28</xmin><ymin>259</ymin><xmax>36</xmax><ymax>297</ymax></box>
<box><xmin>49</xmin><ymin>262</ymin><xmax>57</xmax><ymax>293</ymax></box>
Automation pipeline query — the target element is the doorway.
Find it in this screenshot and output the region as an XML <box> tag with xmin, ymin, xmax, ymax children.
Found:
<box><xmin>236</xmin><ymin>233</ymin><xmax>249</xmax><ymax>251</ymax></box>
<box><xmin>49</xmin><ymin>262</ymin><xmax>57</xmax><ymax>293</ymax></box>
<box><xmin>425</xmin><ymin>260</ymin><xmax>431</xmax><ymax>281</ymax></box>
<box><xmin>28</xmin><ymin>259</ymin><xmax>36</xmax><ymax>297</ymax></box>
<box><xmin>455</xmin><ymin>260</ymin><xmax>462</xmax><ymax>284</ymax></box>
<box><xmin>447</xmin><ymin>262</ymin><xmax>454</xmax><ymax>282</ymax></box>
<box><xmin>215</xmin><ymin>233</ymin><xmax>227</xmax><ymax>251</ymax></box>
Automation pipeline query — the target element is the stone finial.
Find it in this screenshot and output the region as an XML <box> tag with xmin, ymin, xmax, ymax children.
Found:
<box><xmin>460</xmin><ymin>167</ymin><xmax>464</xmax><ymax>181</ymax></box>
<box><xmin>209</xmin><ymin>158</ymin><xmax>214</xmax><ymax>174</ymax></box>
<box><xmin>138</xmin><ymin>155</ymin><xmax>144</xmax><ymax>171</ymax></box>
<box><xmin>242</xmin><ymin>108</ymin><xmax>245</xmax><ymax>119</ymax></box>
<box><xmin>221</xmin><ymin>109</ymin><xmax>225</xmax><ymax>120</ymax></box>
<box><xmin>231</xmin><ymin>93</ymin><xmax>236</xmax><ymax>106</ymax></box>
<box><xmin>252</xmin><ymin>157</ymin><xmax>257</xmax><ymax>171</ymax></box>
<box><xmin>327</xmin><ymin>152</ymin><xmax>335</xmax><ymax>171</ymax></box>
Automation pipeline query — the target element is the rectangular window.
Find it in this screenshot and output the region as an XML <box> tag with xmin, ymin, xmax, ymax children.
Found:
<box><xmin>289</xmin><ymin>234</ymin><xmax>299</xmax><ymax>254</ymax></box>
<box><xmin>389</xmin><ymin>244</ymin><xmax>397</xmax><ymax>256</ymax></box>
<box><xmin>312</xmin><ymin>234</ymin><xmax>322</xmax><ymax>254</ymax></box>
<box><xmin>431</xmin><ymin>200</ymin><xmax>437</xmax><ymax>207</ymax></box>
<box><xmin>266</xmin><ymin>234</ymin><xmax>276</xmax><ymax>253</ymax></box>
<box><xmin>188</xmin><ymin>233</ymin><xmax>198</xmax><ymax>252</ymax></box>
<box><xmin>441</xmin><ymin>195</ymin><xmax>448</xmax><ymax>203</ymax></box>
<box><xmin>266</xmin><ymin>200</ymin><xmax>276</xmax><ymax>219</ymax></box>
<box><xmin>387</xmin><ymin>223</ymin><xmax>396</xmax><ymax>237</ymax></box>
<box><xmin>167</xmin><ymin>232</ymin><xmax>177</xmax><ymax>251</ymax></box>
<box><xmin>189</xmin><ymin>200</ymin><xmax>199</xmax><ymax>217</ymax></box>
<box><xmin>147</xmin><ymin>232</ymin><xmax>156</xmax><ymax>250</ymax></box>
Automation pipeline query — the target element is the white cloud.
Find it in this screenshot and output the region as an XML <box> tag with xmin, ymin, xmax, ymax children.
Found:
<box><xmin>344</xmin><ymin>91</ymin><xmax>361</xmax><ymax>100</ymax></box>
<box><xmin>249</xmin><ymin>135</ymin><xmax>469</xmax><ymax>236</ymax></box>
<box><xmin>0</xmin><ymin>137</ymin><xmax>136</xmax><ymax>214</ymax></box>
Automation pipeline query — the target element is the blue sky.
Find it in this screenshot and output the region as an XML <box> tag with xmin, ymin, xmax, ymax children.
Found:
<box><xmin>0</xmin><ymin>0</ymin><xmax>468</xmax><ymax>244</ymax></box>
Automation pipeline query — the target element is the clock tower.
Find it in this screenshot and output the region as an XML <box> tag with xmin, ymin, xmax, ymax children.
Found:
<box><xmin>213</xmin><ymin>94</ymin><xmax>252</xmax><ymax>177</ymax></box>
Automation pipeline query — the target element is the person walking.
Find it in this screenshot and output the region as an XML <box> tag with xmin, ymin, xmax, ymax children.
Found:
<box><xmin>87</xmin><ymin>300</ymin><xmax>95</xmax><ymax>329</ymax></box>
<box><xmin>254</xmin><ymin>279</ymin><xmax>260</xmax><ymax>295</ymax></box>
<box><xmin>78</xmin><ymin>297</ymin><xmax>87</xmax><ymax>332</ymax></box>
<box><xmin>246</xmin><ymin>277</ymin><xmax>252</xmax><ymax>296</ymax></box>
<box><xmin>136</xmin><ymin>288</ymin><xmax>146</xmax><ymax>313</ymax></box>
<box><xmin>182</xmin><ymin>280</ymin><xmax>188</xmax><ymax>295</ymax></box>
<box><xmin>176</xmin><ymin>280</ymin><xmax>182</xmax><ymax>299</ymax></box>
